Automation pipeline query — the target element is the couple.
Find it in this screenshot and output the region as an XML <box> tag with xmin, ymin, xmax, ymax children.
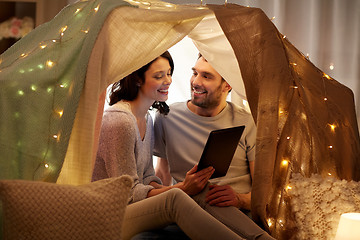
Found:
<box><xmin>92</xmin><ymin>51</ymin><xmax>274</xmax><ymax>240</ymax></box>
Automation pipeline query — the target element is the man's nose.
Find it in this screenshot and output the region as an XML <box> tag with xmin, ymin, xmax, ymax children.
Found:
<box><xmin>192</xmin><ymin>75</ymin><xmax>202</xmax><ymax>87</ymax></box>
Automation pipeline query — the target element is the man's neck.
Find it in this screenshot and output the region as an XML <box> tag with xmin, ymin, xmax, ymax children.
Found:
<box><xmin>187</xmin><ymin>100</ymin><xmax>227</xmax><ymax>117</ymax></box>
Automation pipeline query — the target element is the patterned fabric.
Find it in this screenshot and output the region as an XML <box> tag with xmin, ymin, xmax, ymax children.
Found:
<box><xmin>0</xmin><ymin>175</ymin><xmax>132</xmax><ymax>240</ymax></box>
<box><xmin>288</xmin><ymin>174</ymin><xmax>360</xmax><ymax>240</ymax></box>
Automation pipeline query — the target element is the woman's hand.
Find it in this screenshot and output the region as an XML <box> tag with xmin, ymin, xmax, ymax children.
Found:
<box><xmin>177</xmin><ymin>165</ymin><xmax>214</xmax><ymax>196</ymax></box>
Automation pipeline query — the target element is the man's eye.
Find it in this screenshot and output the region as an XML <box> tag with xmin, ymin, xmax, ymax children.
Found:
<box><xmin>192</xmin><ymin>72</ymin><xmax>198</xmax><ymax>76</ymax></box>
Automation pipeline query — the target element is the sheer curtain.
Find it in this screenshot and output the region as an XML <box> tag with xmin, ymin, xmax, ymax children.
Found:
<box><xmin>165</xmin><ymin>0</ymin><xmax>360</xmax><ymax>128</ymax></box>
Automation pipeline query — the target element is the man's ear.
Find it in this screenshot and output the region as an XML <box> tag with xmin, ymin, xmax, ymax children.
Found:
<box><xmin>223</xmin><ymin>81</ymin><xmax>232</xmax><ymax>92</ymax></box>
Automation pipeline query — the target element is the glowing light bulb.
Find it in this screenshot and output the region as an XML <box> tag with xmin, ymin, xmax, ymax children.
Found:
<box><xmin>75</xmin><ymin>8</ymin><xmax>81</xmax><ymax>14</ymax></box>
<box><xmin>328</xmin><ymin>173</ymin><xmax>332</xmax><ymax>176</ymax></box>
<box><xmin>60</xmin><ymin>26</ymin><xmax>68</xmax><ymax>37</ymax></box>
<box><xmin>20</xmin><ymin>53</ymin><xmax>28</xmax><ymax>58</ymax></box>
<box><xmin>267</xmin><ymin>219</ymin><xmax>273</xmax><ymax>227</ymax></box>
<box><xmin>324</xmin><ymin>97</ymin><xmax>328</xmax><ymax>101</ymax></box>
<box><xmin>38</xmin><ymin>64</ymin><xmax>44</xmax><ymax>69</ymax></box>
<box><xmin>53</xmin><ymin>134</ymin><xmax>58</xmax><ymax>139</ymax></box>
<box><xmin>306</xmin><ymin>53</ymin><xmax>310</xmax><ymax>58</ymax></box>
<box><xmin>57</xmin><ymin>110</ymin><xmax>64</xmax><ymax>117</ymax></box>
<box><xmin>31</xmin><ymin>85</ymin><xmax>37</xmax><ymax>91</ymax></box>
<box><xmin>47</xmin><ymin>87</ymin><xmax>53</xmax><ymax>93</ymax></box>
<box><xmin>323</xmin><ymin>73</ymin><xmax>331</xmax><ymax>79</ymax></box>
<box><xmin>329</xmin><ymin>124</ymin><xmax>336</xmax><ymax>132</ymax></box>
<box><xmin>40</xmin><ymin>44</ymin><xmax>47</xmax><ymax>49</ymax></box>
<box><xmin>329</xmin><ymin>145</ymin><xmax>333</xmax><ymax>149</ymax></box>
<box><xmin>45</xmin><ymin>163</ymin><xmax>49</xmax><ymax>168</ymax></box>
<box><xmin>94</xmin><ymin>5</ymin><xmax>99</xmax><ymax>12</ymax></box>
<box><xmin>278</xmin><ymin>219</ymin><xmax>284</xmax><ymax>226</ymax></box>
<box><xmin>329</xmin><ymin>63</ymin><xmax>334</xmax><ymax>70</ymax></box>
<box><xmin>286</xmin><ymin>185</ymin><xmax>292</xmax><ymax>191</ymax></box>
<box><xmin>283</xmin><ymin>35</ymin><xmax>286</xmax><ymax>39</ymax></box>
<box><xmin>46</xmin><ymin>60</ymin><xmax>54</xmax><ymax>68</ymax></box>
<box><xmin>286</xmin><ymin>136</ymin><xmax>290</xmax><ymax>140</ymax></box>
<box><xmin>291</xmin><ymin>63</ymin><xmax>297</xmax><ymax>66</ymax></box>
<box><xmin>19</xmin><ymin>69</ymin><xmax>25</xmax><ymax>74</ymax></box>
<box><xmin>281</xmin><ymin>159</ymin><xmax>289</xmax><ymax>167</ymax></box>
<box><xmin>293</xmin><ymin>86</ymin><xmax>298</xmax><ymax>89</ymax></box>
<box><xmin>270</xmin><ymin>16</ymin><xmax>276</xmax><ymax>20</ymax></box>
<box><xmin>17</xmin><ymin>90</ymin><xmax>24</xmax><ymax>96</ymax></box>
<box><xmin>82</xmin><ymin>29</ymin><xmax>89</xmax><ymax>34</ymax></box>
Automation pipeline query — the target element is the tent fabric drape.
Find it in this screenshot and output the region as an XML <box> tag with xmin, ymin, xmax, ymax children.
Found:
<box><xmin>209</xmin><ymin>3</ymin><xmax>360</xmax><ymax>239</ymax></box>
<box><xmin>56</xmin><ymin>2</ymin><xmax>211</xmax><ymax>185</ymax></box>
<box><xmin>1</xmin><ymin>0</ymin><xmax>360</xmax><ymax>238</ymax></box>
<box><xmin>0</xmin><ymin>0</ymin><xmax>134</xmax><ymax>182</ymax></box>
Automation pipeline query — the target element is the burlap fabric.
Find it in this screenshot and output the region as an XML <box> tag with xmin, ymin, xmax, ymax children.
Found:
<box><xmin>0</xmin><ymin>175</ymin><xmax>132</xmax><ymax>240</ymax></box>
<box><xmin>209</xmin><ymin>4</ymin><xmax>360</xmax><ymax>239</ymax></box>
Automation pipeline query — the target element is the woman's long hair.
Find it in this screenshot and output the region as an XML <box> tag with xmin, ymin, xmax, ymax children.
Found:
<box><xmin>109</xmin><ymin>51</ymin><xmax>174</xmax><ymax>114</ymax></box>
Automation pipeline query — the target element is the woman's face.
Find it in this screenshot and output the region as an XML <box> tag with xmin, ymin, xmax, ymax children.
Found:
<box><xmin>140</xmin><ymin>57</ymin><xmax>172</xmax><ymax>102</ymax></box>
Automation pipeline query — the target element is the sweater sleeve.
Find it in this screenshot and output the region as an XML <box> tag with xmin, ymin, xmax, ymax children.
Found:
<box><xmin>143</xmin><ymin>115</ymin><xmax>162</xmax><ymax>186</ymax></box>
<box><xmin>245</xmin><ymin>115</ymin><xmax>257</xmax><ymax>162</ymax></box>
<box><xmin>92</xmin><ymin>110</ymin><xmax>154</xmax><ymax>203</ymax></box>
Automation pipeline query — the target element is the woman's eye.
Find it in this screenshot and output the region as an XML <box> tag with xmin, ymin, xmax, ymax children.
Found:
<box><xmin>154</xmin><ymin>74</ymin><xmax>164</xmax><ymax>79</ymax></box>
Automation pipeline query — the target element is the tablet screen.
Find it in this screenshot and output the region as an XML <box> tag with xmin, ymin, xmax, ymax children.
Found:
<box><xmin>197</xmin><ymin>126</ymin><xmax>245</xmax><ymax>178</ymax></box>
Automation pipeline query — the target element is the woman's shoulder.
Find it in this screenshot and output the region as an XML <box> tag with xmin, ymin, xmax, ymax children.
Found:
<box><xmin>102</xmin><ymin>103</ymin><xmax>136</xmax><ymax>131</ymax></box>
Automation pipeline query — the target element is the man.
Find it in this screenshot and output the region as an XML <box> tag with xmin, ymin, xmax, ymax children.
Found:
<box><xmin>154</xmin><ymin>54</ymin><xmax>256</xmax><ymax>212</ymax></box>
<box><xmin>137</xmin><ymin>55</ymin><xmax>275</xmax><ymax>240</ymax></box>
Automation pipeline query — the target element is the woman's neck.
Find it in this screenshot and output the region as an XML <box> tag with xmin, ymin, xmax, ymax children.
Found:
<box><xmin>125</xmin><ymin>97</ymin><xmax>152</xmax><ymax>120</ymax></box>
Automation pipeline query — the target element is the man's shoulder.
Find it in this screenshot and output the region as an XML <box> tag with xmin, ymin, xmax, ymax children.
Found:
<box><xmin>227</xmin><ymin>102</ymin><xmax>252</xmax><ymax>116</ymax></box>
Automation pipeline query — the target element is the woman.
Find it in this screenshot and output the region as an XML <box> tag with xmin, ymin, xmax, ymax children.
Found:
<box><xmin>92</xmin><ymin>51</ymin><xmax>247</xmax><ymax>240</ymax></box>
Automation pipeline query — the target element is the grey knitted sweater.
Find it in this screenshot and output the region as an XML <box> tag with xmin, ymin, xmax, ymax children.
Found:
<box><xmin>92</xmin><ymin>101</ymin><xmax>162</xmax><ymax>203</ymax></box>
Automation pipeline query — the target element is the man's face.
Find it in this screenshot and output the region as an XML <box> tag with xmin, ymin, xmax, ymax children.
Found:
<box><xmin>190</xmin><ymin>57</ymin><xmax>227</xmax><ymax>109</ymax></box>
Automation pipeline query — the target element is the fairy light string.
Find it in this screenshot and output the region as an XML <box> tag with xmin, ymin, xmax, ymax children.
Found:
<box><xmin>0</xmin><ymin>0</ymin><xmax>116</xmax><ymax>181</ymax></box>
<box><xmin>265</xmin><ymin>25</ymin><xmax>341</xmax><ymax>232</ymax></box>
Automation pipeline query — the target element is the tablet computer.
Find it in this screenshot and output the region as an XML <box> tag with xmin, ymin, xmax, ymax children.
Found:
<box><xmin>197</xmin><ymin>126</ymin><xmax>245</xmax><ymax>179</ymax></box>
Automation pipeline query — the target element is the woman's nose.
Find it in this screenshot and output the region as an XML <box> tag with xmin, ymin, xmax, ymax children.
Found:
<box><xmin>165</xmin><ymin>75</ymin><xmax>172</xmax><ymax>84</ymax></box>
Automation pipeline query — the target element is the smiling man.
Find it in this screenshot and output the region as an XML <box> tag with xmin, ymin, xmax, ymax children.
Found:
<box><xmin>150</xmin><ymin>54</ymin><xmax>274</xmax><ymax>240</ymax></box>
<box><xmin>154</xmin><ymin>53</ymin><xmax>257</xmax><ymax>212</ymax></box>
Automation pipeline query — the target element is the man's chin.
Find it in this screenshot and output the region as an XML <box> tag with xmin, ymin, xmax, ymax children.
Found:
<box><xmin>191</xmin><ymin>99</ymin><xmax>206</xmax><ymax>108</ymax></box>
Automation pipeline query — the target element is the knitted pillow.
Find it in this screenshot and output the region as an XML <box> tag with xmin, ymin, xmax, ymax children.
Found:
<box><xmin>0</xmin><ymin>175</ymin><xmax>132</xmax><ymax>240</ymax></box>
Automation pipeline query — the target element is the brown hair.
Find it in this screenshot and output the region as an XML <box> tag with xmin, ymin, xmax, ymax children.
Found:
<box><xmin>109</xmin><ymin>51</ymin><xmax>174</xmax><ymax>114</ymax></box>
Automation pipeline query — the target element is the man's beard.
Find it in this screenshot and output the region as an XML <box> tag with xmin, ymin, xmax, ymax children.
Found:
<box><xmin>191</xmin><ymin>84</ymin><xmax>223</xmax><ymax>109</ymax></box>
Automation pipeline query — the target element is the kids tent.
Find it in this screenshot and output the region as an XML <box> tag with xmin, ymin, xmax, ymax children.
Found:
<box><xmin>1</xmin><ymin>0</ymin><xmax>359</xmax><ymax>238</ymax></box>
